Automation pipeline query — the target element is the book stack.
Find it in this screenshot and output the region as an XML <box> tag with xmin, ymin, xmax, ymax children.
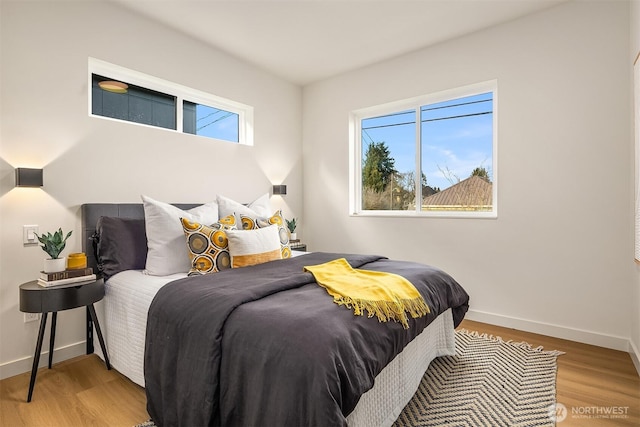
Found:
<box><xmin>289</xmin><ymin>240</ymin><xmax>305</xmax><ymax>250</ymax></box>
<box><xmin>38</xmin><ymin>267</ymin><xmax>96</xmax><ymax>288</ymax></box>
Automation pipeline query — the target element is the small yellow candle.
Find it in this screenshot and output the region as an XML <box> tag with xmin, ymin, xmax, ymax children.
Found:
<box><xmin>67</xmin><ymin>253</ymin><xmax>87</xmax><ymax>270</ymax></box>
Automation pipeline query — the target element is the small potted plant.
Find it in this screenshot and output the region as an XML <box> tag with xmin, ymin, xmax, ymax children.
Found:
<box><xmin>285</xmin><ymin>217</ymin><xmax>298</xmax><ymax>241</ymax></box>
<box><xmin>35</xmin><ymin>228</ymin><xmax>72</xmax><ymax>273</ymax></box>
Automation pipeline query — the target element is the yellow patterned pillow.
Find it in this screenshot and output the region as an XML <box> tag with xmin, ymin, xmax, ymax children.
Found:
<box><xmin>181</xmin><ymin>214</ymin><xmax>237</xmax><ymax>275</ymax></box>
<box><xmin>239</xmin><ymin>210</ymin><xmax>291</xmax><ymax>259</ymax></box>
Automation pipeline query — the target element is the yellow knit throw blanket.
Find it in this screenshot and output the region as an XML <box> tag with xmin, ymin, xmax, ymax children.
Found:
<box><xmin>304</xmin><ymin>258</ymin><xmax>430</xmax><ymax>329</ymax></box>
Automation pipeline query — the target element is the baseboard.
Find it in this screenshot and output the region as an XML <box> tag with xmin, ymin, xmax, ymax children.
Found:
<box><xmin>0</xmin><ymin>340</ymin><xmax>86</xmax><ymax>381</ymax></box>
<box><xmin>465</xmin><ymin>309</ymin><xmax>630</xmax><ymax>352</ymax></box>
<box><xmin>629</xmin><ymin>339</ymin><xmax>640</xmax><ymax>377</ymax></box>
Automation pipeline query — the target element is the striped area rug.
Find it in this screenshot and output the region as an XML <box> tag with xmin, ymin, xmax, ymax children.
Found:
<box><xmin>136</xmin><ymin>329</ymin><xmax>563</xmax><ymax>427</ymax></box>
<box><xmin>394</xmin><ymin>329</ymin><xmax>564</xmax><ymax>427</ymax></box>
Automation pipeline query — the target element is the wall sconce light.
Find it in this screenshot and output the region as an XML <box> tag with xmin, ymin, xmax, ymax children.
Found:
<box><xmin>15</xmin><ymin>168</ymin><xmax>43</xmax><ymax>188</ymax></box>
<box><xmin>272</xmin><ymin>185</ymin><xmax>287</xmax><ymax>195</ymax></box>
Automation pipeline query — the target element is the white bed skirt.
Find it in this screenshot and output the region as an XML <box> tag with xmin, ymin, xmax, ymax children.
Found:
<box><xmin>346</xmin><ymin>308</ymin><xmax>455</xmax><ymax>427</ymax></box>
<box><xmin>98</xmin><ymin>270</ymin><xmax>455</xmax><ymax>426</ymax></box>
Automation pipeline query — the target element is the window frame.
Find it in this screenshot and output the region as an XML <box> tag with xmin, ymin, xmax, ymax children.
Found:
<box><xmin>88</xmin><ymin>58</ymin><xmax>254</xmax><ymax>145</ymax></box>
<box><xmin>349</xmin><ymin>80</ymin><xmax>498</xmax><ymax>218</ymax></box>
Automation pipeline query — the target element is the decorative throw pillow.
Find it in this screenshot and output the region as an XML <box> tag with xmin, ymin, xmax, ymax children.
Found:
<box><xmin>181</xmin><ymin>215</ymin><xmax>237</xmax><ymax>275</ymax></box>
<box><xmin>95</xmin><ymin>217</ymin><xmax>147</xmax><ymax>280</ymax></box>
<box><xmin>141</xmin><ymin>195</ymin><xmax>219</xmax><ymax>276</ymax></box>
<box><xmin>239</xmin><ymin>210</ymin><xmax>291</xmax><ymax>259</ymax></box>
<box><xmin>217</xmin><ymin>193</ymin><xmax>272</xmax><ymax>220</ymax></box>
<box><xmin>226</xmin><ymin>225</ymin><xmax>282</xmax><ymax>268</ymax></box>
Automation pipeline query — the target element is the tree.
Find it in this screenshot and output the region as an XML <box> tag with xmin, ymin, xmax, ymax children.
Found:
<box><xmin>470</xmin><ymin>167</ymin><xmax>491</xmax><ymax>182</ymax></box>
<box><xmin>397</xmin><ymin>171</ymin><xmax>438</xmax><ymax>197</ymax></box>
<box><xmin>362</xmin><ymin>142</ymin><xmax>396</xmax><ymax>193</ymax></box>
<box><xmin>397</xmin><ymin>171</ymin><xmax>427</xmax><ymax>193</ymax></box>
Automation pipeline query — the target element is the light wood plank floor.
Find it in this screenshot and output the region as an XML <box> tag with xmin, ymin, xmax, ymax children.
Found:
<box><xmin>1</xmin><ymin>320</ymin><xmax>638</xmax><ymax>426</ymax></box>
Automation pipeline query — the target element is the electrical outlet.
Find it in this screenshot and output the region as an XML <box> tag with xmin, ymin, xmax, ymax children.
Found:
<box><xmin>24</xmin><ymin>313</ymin><xmax>40</xmax><ymax>323</ymax></box>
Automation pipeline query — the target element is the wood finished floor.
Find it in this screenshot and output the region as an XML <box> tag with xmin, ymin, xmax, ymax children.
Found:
<box><xmin>1</xmin><ymin>319</ymin><xmax>638</xmax><ymax>426</ymax></box>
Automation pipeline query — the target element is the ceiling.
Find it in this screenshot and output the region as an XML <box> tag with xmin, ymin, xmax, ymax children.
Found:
<box><xmin>112</xmin><ymin>0</ymin><xmax>567</xmax><ymax>86</ymax></box>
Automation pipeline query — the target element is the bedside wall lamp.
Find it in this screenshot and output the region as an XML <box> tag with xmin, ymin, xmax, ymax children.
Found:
<box><xmin>15</xmin><ymin>168</ymin><xmax>43</xmax><ymax>188</ymax></box>
<box><xmin>272</xmin><ymin>185</ymin><xmax>287</xmax><ymax>195</ymax></box>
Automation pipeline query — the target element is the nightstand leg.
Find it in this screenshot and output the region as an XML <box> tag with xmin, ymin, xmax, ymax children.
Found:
<box><xmin>86</xmin><ymin>306</ymin><xmax>93</xmax><ymax>355</ymax></box>
<box><xmin>48</xmin><ymin>312</ymin><xmax>57</xmax><ymax>369</ymax></box>
<box><xmin>87</xmin><ymin>304</ymin><xmax>111</xmax><ymax>370</ymax></box>
<box><xmin>27</xmin><ymin>312</ymin><xmax>48</xmax><ymax>402</ymax></box>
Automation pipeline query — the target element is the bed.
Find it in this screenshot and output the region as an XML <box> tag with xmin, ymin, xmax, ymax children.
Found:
<box><xmin>81</xmin><ymin>201</ymin><xmax>469</xmax><ymax>427</ymax></box>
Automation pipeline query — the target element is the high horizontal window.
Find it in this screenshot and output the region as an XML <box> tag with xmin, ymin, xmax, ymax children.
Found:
<box><xmin>350</xmin><ymin>80</ymin><xmax>497</xmax><ymax>218</ymax></box>
<box><xmin>89</xmin><ymin>58</ymin><xmax>253</xmax><ymax>145</ymax></box>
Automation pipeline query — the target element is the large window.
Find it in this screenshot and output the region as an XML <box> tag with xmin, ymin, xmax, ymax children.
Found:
<box><xmin>89</xmin><ymin>58</ymin><xmax>252</xmax><ymax>145</ymax></box>
<box><xmin>350</xmin><ymin>81</ymin><xmax>497</xmax><ymax>217</ymax></box>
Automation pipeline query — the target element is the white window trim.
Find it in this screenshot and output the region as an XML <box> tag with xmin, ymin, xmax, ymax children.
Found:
<box><xmin>88</xmin><ymin>57</ymin><xmax>254</xmax><ymax>145</ymax></box>
<box><xmin>349</xmin><ymin>80</ymin><xmax>498</xmax><ymax>219</ymax></box>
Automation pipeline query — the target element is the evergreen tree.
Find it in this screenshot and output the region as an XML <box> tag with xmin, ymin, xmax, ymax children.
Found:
<box><xmin>362</xmin><ymin>142</ymin><xmax>397</xmax><ymax>193</ymax></box>
<box><xmin>471</xmin><ymin>167</ymin><xmax>491</xmax><ymax>182</ymax></box>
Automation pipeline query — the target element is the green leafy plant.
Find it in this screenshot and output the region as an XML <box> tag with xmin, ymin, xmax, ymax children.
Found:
<box><xmin>285</xmin><ymin>218</ymin><xmax>297</xmax><ymax>233</ymax></box>
<box><xmin>35</xmin><ymin>228</ymin><xmax>72</xmax><ymax>259</ymax></box>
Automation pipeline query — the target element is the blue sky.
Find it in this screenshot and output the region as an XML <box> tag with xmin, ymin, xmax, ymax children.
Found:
<box><xmin>362</xmin><ymin>93</ymin><xmax>493</xmax><ymax>191</ymax></box>
<box><xmin>195</xmin><ymin>104</ymin><xmax>239</xmax><ymax>142</ymax></box>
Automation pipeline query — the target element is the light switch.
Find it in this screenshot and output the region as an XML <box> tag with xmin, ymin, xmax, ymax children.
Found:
<box><xmin>23</xmin><ymin>225</ymin><xmax>39</xmax><ymax>245</ymax></box>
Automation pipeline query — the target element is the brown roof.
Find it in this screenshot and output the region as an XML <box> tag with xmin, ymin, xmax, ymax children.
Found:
<box><xmin>422</xmin><ymin>175</ymin><xmax>492</xmax><ymax>211</ymax></box>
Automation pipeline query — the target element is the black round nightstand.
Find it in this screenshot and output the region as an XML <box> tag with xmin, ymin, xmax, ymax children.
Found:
<box><xmin>19</xmin><ymin>279</ymin><xmax>111</xmax><ymax>402</ymax></box>
<box><xmin>290</xmin><ymin>242</ymin><xmax>307</xmax><ymax>252</ymax></box>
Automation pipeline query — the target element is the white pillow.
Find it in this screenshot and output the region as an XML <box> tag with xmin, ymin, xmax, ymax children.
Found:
<box><xmin>141</xmin><ymin>195</ymin><xmax>219</xmax><ymax>276</ymax></box>
<box><xmin>226</xmin><ymin>225</ymin><xmax>282</xmax><ymax>268</ymax></box>
<box><xmin>217</xmin><ymin>193</ymin><xmax>272</xmax><ymax>220</ymax></box>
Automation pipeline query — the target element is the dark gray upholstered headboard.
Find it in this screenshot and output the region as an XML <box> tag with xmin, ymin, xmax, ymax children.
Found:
<box><xmin>81</xmin><ymin>203</ymin><xmax>200</xmax><ymax>272</ymax></box>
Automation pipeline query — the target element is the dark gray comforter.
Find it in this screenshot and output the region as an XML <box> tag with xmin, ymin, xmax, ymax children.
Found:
<box><xmin>144</xmin><ymin>253</ymin><xmax>469</xmax><ymax>427</ymax></box>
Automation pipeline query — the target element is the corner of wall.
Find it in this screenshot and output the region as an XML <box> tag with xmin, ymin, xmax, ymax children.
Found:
<box><xmin>631</xmin><ymin>0</ymin><xmax>640</xmax><ymax>378</ymax></box>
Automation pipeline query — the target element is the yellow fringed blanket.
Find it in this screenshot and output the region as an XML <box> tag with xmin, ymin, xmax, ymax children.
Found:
<box><xmin>304</xmin><ymin>258</ymin><xmax>430</xmax><ymax>329</ymax></box>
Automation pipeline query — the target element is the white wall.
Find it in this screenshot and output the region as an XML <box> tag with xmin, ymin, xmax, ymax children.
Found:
<box><xmin>0</xmin><ymin>0</ymin><xmax>302</xmax><ymax>378</ymax></box>
<box><xmin>631</xmin><ymin>0</ymin><xmax>640</xmax><ymax>372</ymax></box>
<box><xmin>303</xmin><ymin>0</ymin><xmax>633</xmax><ymax>349</ymax></box>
